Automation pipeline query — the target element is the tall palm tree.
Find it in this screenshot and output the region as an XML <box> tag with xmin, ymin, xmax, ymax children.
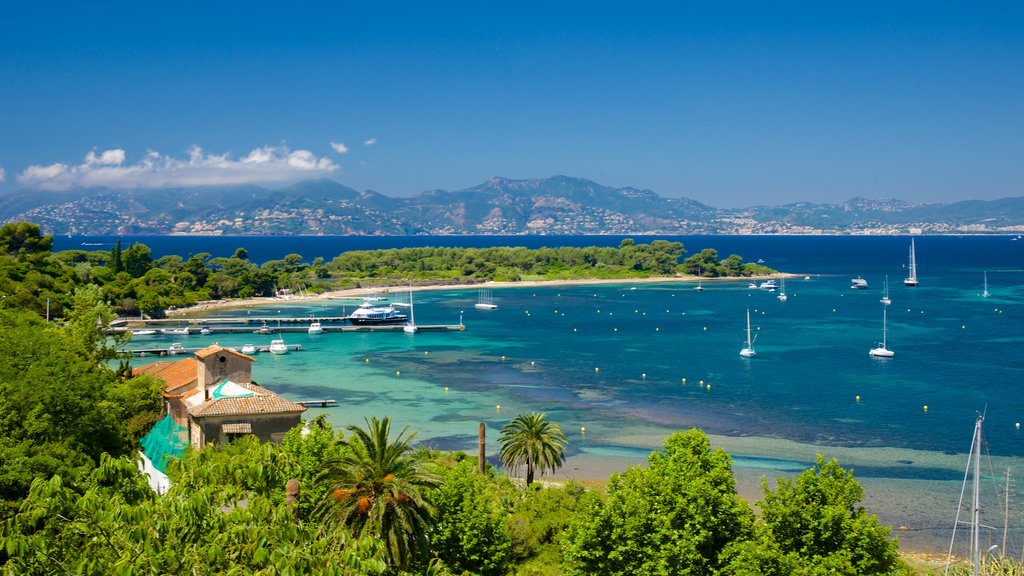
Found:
<box><xmin>498</xmin><ymin>412</ymin><xmax>568</xmax><ymax>486</ymax></box>
<box><xmin>317</xmin><ymin>416</ymin><xmax>439</xmax><ymax>569</ymax></box>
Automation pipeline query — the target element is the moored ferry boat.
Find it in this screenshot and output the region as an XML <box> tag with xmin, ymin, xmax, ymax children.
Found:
<box><xmin>345</xmin><ymin>297</ymin><xmax>409</xmax><ymax>326</ymax></box>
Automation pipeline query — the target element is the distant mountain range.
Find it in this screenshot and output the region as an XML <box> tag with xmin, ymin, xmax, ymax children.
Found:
<box><xmin>2</xmin><ymin>176</ymin><xmax>1023</xmax><ymax>236</ymax></box>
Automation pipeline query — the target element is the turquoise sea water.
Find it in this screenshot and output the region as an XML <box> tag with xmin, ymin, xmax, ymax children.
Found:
<box><xmin>113</xmin><ymin>235</ymin><xmax>1024</xmax><ymax>554</ymax></box>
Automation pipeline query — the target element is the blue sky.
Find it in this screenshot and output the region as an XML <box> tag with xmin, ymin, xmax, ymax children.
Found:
<box><xmin>1</xmin><ymin>2</ymin><xmax>1021</xmax><ymax>207</ymax></box>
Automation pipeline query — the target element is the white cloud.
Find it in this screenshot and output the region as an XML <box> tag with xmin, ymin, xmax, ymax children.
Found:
<box><xmin>330</xmin><ymin>141</ymin><xmax>349</xmax><ymax>154</ymax></box>
<box><xmin>85</xmin><ymin>148</ymin><xmax>126</xmax><ymax>166</ymax></box>
<box><xmin>17</xmin><ymin>145</ymin><xmax>338</xmax><ymax>191</ymax></box>
<box><xmin>363</xmin><ymin>138</ymin><xmax>378</xmax><ymax>146</ymax></box>
<box><xmin>0</xmin><ymin>167</ymin><xmax>5</xmax><ymax>182</ymax></box>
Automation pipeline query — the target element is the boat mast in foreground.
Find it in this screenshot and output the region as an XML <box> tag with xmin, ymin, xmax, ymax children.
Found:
<box><xmin>945</xmin><ymin>415</ymin><xmax>985</xmax><ymax>576</ymax></box>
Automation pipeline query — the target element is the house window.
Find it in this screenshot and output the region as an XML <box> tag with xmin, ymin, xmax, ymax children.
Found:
<box><xmin>221</xmin><ymin>422</ymin><xmax>253</xmax><ymax>442</ymax></box>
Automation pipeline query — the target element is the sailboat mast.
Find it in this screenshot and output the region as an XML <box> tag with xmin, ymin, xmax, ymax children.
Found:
<box><xmin>746</xmin><ymin>309</ymin><xmax>752</xmax><ymax>347</ymax></box>
<box><xmin>882</xmin><ymin>307</ymin><xmax>887</xmax><ymax>347</ymax></box>
<box><xmin>972</xmin><ymin>415</ymin><xmax>983</xmax><ymax>575</ymax></box>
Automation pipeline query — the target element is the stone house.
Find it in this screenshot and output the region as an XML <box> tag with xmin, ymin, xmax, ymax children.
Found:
<box><xmin>134</xmin><ymin>344</ymin><xmax>306</xmax><ymax>449</ymax></box>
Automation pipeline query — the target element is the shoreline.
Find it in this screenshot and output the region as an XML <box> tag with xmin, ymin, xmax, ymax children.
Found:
<box><xmin>167</xmin><ymin>273</ymin><xmax>801</xmax><ymax>317</ymax></box>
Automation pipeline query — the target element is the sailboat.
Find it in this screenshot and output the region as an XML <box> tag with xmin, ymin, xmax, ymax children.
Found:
<box><xmin>880</xmin><ymin>275</ymin><xmax>891</xmax><ymax>305</ymax></box>
<box><xmin>903</xmin><ymin>238</ymin><xmax>918</xmax><ymax>286</ymax></box>
<box><xmin>868</xmin><ymin>306</ymin><xmax>894</xmax><ymax>357</ymax></box>
<box><xmin>777</xmin><ymin>276</ymin><xmax>787</xmax><ymax>301</ymax></box>
<box><xmin>694</xmin><ymin>265</ymin><xmax>704</xmax><ymax>291</ymax></box>
<box><xmin>475</xmin><ymin>289</ymin><xmax>498</xmax><ymax>310</ymax></box>
<box><xmin>739</xmin><ymin>309</ymin><xmax>756</xmax><ymax>358</ymax></box>
<box><xmin>403</xmin><ymin>289</ymin><xmax>418</xmax><ymax>334</ymax></box>
<box><xmin>982</xmin><ymin>271</ymin><xmax>990</xmax><ymax>298</ymax></box>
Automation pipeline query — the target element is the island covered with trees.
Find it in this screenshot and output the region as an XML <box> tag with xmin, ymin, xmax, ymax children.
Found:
<box><xmin>0</xmin><ymin>222</ymin><xmax>774</xmax><ymax>319</ymax></box>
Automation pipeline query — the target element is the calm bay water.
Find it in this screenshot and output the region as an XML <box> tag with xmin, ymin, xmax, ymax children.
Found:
<box><xmin>101</xmin><ymin>234</ymin><xmax>1024</xmax><ymax>554</ymax></box>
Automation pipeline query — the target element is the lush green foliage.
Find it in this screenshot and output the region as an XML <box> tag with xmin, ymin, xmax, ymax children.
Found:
<box><xmin>317</xmin><ymin>416</ymin><xmax>440</xmax><ymax>569</ymax></box>
<box><xmin>0</xmin><ymin>222</ymin><xmax>52</xmax><ymax>257</ymax></box>
<box><xmin>721</xmin><ymin>456</ymin><xmax>903</xmax><ymax>576</ymax></box>
<box><xmin>562</xmin><ymin>429</ymin><xmax>756</xmax><ymax>575</ymax></box>
<box><xmin>682</xmin><ymin>248</ymin><xmax>776</xmax><ymax>277</ymax></box>
<box><xmin>1</xmin><ymin>454</ymin><xmax>388</xmax><ymax>575</ymax></box>
<box><xmin>507</xmin><ymin>482</ymin><xmax>585</xmax><ymax>575</ymax></box>
<box><xmin>430</xmin><ymin>459</ymin><xmax>512</xmax><ymax>575</ymax></box>
<box><xmin>499</xmin><ymin>412</ymin><xmax>569</xmax><ymax>486</ymax></box>
<box><xmin>0</xmin><ymin>306</ymin><xmax>163</xmax><ymax>516</ymax></box>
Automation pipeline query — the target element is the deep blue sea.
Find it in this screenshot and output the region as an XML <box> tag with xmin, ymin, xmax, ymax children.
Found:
<box><xmin>73</xmin><ymin>234</ymin><xmax>1024</xmax><ymax>554</ymax></box>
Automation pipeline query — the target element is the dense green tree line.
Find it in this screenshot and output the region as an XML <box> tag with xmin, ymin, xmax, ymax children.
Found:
<box><xmin>327</xmin><ymin>239</ymin><xmax>773</xmax><ymax>282</ymax></box>
<box><xmin>3</xmin><ymin>410</ymin><xmax>907</xmax><ymax>574</ymax></box>
<box><xmin>0</xmin><ymin>222</ymin><xmax>775</xmax><ymax>320</ymax></box>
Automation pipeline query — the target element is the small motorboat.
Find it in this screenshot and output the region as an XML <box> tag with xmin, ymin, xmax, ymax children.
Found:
<box><xmin>308</xmin><ymin>321</ymin><xmax>324</xmax><ymax>334</ymax></box>
<box><xmin>131</xmin><ymin>329</ymin><xmax>156</xmax><ymax>336</ymax></box>
<box><xmin>199</xmin><ymin>326</ymin><xmax>212</xmax><ymax>335</ymax></box>
<box><xmin>268</xmin><ymin>339</ymin><xmax>288</xmax><ymax>354</ymax></box>
<box><xmin>851</xmin><ymin>277</ymin><xmax>868</xmax><ymax>289</ymax></box>
<box><xmin>240</xmin><ymin>343</ymin><xmax>257</xmax><ymax>355</ymax></box>
<box><xmin>167</xmin><ymin>343</ymin><xmax>186</xmax><ymax>355</ymax></box>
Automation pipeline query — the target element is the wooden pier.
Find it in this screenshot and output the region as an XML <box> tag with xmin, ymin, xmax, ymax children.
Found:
<box><xmin>297</xmin><ymin>399</ymin><xmax>338</xmax><ymax>408</ymax></box>
<box><xmin>126</xmin><ymin>343</ymin><xmax>305</xmax><ymax>357</ymax></box>
<box><xmin>112</xmin><ymin>323</ymin><xmax>464</xmax><ymax>337</ymax></box>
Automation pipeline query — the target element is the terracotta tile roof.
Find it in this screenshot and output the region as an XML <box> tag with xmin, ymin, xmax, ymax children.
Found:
<box><xmin>134</xmin><ymin>358</ymin><xmax>199</xmax><ymax>394</ymax></box>
<box><xmin>195</xmin><ymin>344</ymin><xmax>255</xmax><ymax>362</ymax></box>
<box><xmin>186</xmin><ymin>382</ymin><xmax>306</xmax><ymax>418</ymax></box>
<box><xmin>132</xmin><ymin>361</ymin><xmax>173</xmax><ymax>376</ymax></box>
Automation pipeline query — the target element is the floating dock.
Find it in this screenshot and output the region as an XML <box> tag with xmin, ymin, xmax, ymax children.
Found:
<box><xmin>297</xmin><ymin>399</ymin><xmax>338</xmax><ymax>408</ymax></box>
<box><xmin>126</xmin><ymin>343</ymin><xmax>305</xmax><ymax>357</ymax></box>
<box><xmin>111</xmin><ymin>319</ymin><xmax>466</xmax><ymax>336</ymax></box>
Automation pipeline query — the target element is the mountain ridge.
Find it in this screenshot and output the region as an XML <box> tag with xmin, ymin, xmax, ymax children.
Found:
<box><xmin>2</xmin><ymin>176</ymin><xmax>1022</xmax><ymax>235</ymax></box>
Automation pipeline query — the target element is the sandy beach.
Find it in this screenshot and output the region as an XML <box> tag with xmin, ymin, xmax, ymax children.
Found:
<box><xmin>168</xmin><ymin>273</ymin><xmax>798</xmax><ymax>317</ymax></box>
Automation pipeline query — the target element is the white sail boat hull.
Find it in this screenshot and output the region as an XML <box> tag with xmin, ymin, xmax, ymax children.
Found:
<box><xmin>475</xmin><ymin>289</ymin><xmax>498</xmax><ymax>310</ymax></box>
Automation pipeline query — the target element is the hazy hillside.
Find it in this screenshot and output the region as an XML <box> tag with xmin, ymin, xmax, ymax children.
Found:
<box><xmin>1</xmin><ymin>176</ymin><xmax>1022</xmax><ymax>235</ymax></box>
